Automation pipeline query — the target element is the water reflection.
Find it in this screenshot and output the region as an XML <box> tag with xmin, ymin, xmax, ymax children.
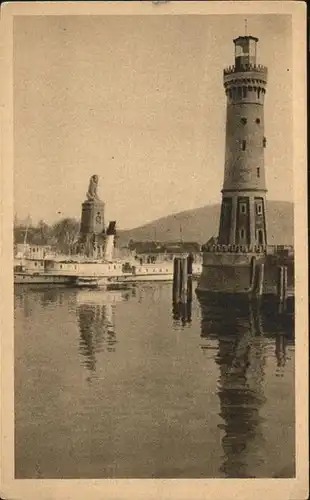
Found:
<box><xmin>39</xmin><ymin>288</ymin><xmax>65</xmax><ymax>307</ymax></box>
<box><xmin>172</xmin><ymin>299</ymin><xmax>192</xmax><ymax>325</ymax></box>
<box><xmin>14</xmin><ymin>283</ymin><xmax>295</xmax><ymax>479</ymax></box>
<box><xmin>14</xmin><ymin>286</ymin><xmax>72</xmax><ymax>317</ymax></box>
<box><xmin>76</xmin><ymin>289</ymin><xmax>129</xmax><ymax>378</ymax></box>
<box><xmin>275</xmin><ymin>334</ymin><xmax>288</xmax><ymax>379</ymax></box>
<box><xmin>198</xmin><ymin>299</ymin><xmax>294</xmax><ymax>478</ymax></box>
<box><xmin>77</xmin><ymin>303</ymin><xmax>115</xmax><ymax>374</ymax></box>
<box><xmin>172</xmin><ymin>279</ymin><xmax>193</xmax><ymax>326</ymax></box>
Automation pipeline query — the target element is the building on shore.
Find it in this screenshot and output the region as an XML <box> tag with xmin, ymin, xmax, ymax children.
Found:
<box><xmin>14</xmin><ymin>243</ymin><xmax>56</xmax><ymax>260</ymax></box>
<box><xmin>126</xmin><ymin>240</ymin><xmax>202</xmax><ymax>264</ymax></box>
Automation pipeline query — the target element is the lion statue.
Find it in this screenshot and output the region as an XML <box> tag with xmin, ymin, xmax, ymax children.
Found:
<box><xmin>86</xmin><ymin>174</ymin><xmax>100</xmax><ymax>201</ymax></box>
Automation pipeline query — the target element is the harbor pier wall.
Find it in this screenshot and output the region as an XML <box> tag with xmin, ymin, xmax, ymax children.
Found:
<box><xmin>197</xmin><ymin>249</ymin><xmax>294</xmax><ymax>300</ymax></box>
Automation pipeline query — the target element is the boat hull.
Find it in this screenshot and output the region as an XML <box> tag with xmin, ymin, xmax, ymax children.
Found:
<box><xmin>14</xmin><ymin>273</ymin><xmax>76</xmax><ymax>285</ymax></box>
<box><xmin>118</xmin><ymin>273</ymin><xmax>173</xmax><ymax>283</ymax></box>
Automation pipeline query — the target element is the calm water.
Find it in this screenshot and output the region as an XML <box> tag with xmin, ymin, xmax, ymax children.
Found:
<box><xmin>14</xmin><ymin>283</ymin><xmax>295</xmax><ymax>479</ymax></box>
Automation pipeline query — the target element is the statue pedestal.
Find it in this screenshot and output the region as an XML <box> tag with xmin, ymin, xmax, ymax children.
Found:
<box><xmin>78</xmin><ymin>199</ymin><xmax>106</xmax><ymax>258</ymax></box>
<box><xmin>80</xmin><ymin>200</ymin><xmax>105</xmax><ymax>234</ymax></box>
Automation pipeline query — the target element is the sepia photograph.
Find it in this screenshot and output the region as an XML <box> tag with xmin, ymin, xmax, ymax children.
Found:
<box><xmin>0</xmin><ymin>1</ymin><xmax>308</xmax><ymax>500</ymax></box>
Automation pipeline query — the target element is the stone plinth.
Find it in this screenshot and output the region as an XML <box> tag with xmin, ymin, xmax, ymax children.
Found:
<box><xmin>197</xmin><ymin>252</ymin><xmax>254</xmax><ymax>295</ymax></box>
<box><xmin>196</xmin><ymin>250</ymin><xmax>294</xmax><ymax>300</ymax></box>
<box><xmin>80</xmin><ymin>200</ymin><xmax>105</xmax><ymax>235</ymax></box>
<box><xmin>78</xmin><ymin>199</ymin><xmax>106</xmax><ymax>258</ymax></box>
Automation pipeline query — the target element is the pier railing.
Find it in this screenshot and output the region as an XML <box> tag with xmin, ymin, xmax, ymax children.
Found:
<box><xmin>266</xmin><ymin>245</ymin><xmax>294</xmax><ymax>256</ymax></box>
<box><xmin>202</xmin><ymin>244</ymin><xmax>265</xmax><ymax>254</ymax></box>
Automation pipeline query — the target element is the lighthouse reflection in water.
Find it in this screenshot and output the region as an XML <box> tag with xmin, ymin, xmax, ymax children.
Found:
<box><xmin>14</xmin><ymin>284</ymin><xmax>294</xmax><ymax>479</ymax></box>
<box><xmin>199</xmin><ymin>299</ymin><xmax>294</xmax><ymax>478</ymax></box>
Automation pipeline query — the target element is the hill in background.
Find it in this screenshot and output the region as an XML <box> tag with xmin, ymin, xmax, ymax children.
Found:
<box><xmin>118</xmin><ymin>201</ymin><xmax>293</xmax><ymax>246</ymax></box>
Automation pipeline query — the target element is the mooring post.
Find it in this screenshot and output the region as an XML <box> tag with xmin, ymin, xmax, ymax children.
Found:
<box><xmin>173</xmin><ymin>254</ymin><xmax>193</xmax><ymax>319</ymax></box>
<box><xmin>277</xmin><ymin>265</ymin><xmax>284</xmax><ymax>313</ymax></box>
<box><xmin>187</xmin><ymin>273</ymin><xmax>193</xmax><ymax>304</ymax></box>
<box><xmin>180</xmin><ymin>256</ymin><xmax>188</xmax><ymax>302</ymax></box>
<box><xmin>253</xmin><ymin>263</ymin><xmax>264</xmax><ymax>299</ymax></box>
<box><xmin>187</xmin><ymin>253</ymin><xmax>194</xmax><ymax>276</ymax></box>
<box><xmin>173</xmin><ymin>257</ymin><xmax>181</xmax><ymax>301</ymax></box>
<box><xmin>186</xmin><ymin>254</ymin><xmax>193</xmax><ymax>302</ymax></box>
<box><xmin>282</xmin><ymin>265</ymin><xmax>288</xmax><ymax>312</ymax></box>
<box><xmin>258</xmin><ymin>263</ymin><xmax>264</xmax><ymax>297</ymax></box>
<box><xmin>250</xmin><ymin>256</ymin><xmax>256</xmax><ymax>292</ymax></box>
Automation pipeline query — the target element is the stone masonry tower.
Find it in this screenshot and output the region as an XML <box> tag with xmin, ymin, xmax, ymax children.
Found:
<box><xmin>218</xmin><ymin>35</ymin><xmax>268</xmax><ymax>248</ymax></box>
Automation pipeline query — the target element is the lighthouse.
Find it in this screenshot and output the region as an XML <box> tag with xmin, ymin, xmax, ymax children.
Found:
<box><xmin>219</xmin><ymin>35</ymin><xmax>268</xmax><ymax>248</ymax></box>
<box><xmin>196</xmin><ymin>33</ymin><xmax>294</xmax><ymax>319</ymax></box>
<box><xmin>196</xmin><ymin>33</ymin><xmax>272</xmax><ymax>298</ymax></box>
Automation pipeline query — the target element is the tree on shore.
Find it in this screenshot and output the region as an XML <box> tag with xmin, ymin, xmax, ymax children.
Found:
<box><xmin>51</xmin><ymin>218</ymin><xmax>80</xmax><ymax>254</ymax></box>
<box><xmin>14</xmin><ymin>221</ymin><xmax>51</xmax><ymax>245</ymax></box>
<box><xmin>14</xmin><ymin>217</ymin><xmax>81</xmax><ymax>254</ymax></box>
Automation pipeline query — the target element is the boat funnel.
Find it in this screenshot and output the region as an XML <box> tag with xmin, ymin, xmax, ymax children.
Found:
<box><xmin>103</xmin><ymin>221</ymin><xmax>116</xmax><ymax>261</ymax></box>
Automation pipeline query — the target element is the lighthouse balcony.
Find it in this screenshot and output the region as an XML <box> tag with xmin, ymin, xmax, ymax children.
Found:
<box><xmin>223</xmin><ymin>64</ymin><xmax>268</xmax><ymax>86</ymax></box>
<box><xmin>224</xmin><ymin>63</ymin><xmax>267</xmax><ymax>76</ymax></box>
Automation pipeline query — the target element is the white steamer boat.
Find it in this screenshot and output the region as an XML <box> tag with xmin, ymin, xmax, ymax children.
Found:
<box><xmin>14</xmin><ymin>227</ymin><xmax>202</xmax><ymax>286</ymax></box>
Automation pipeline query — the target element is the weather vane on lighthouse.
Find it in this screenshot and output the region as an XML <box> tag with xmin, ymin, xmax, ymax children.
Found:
<box><xmin>244</xmin><ymin>18</ymin><xmax>248</xmax><ymax>36</ymax></box>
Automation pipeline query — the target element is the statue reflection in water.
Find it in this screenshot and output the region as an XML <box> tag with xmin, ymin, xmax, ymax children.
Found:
<box><xmin>199</xmin><ymin>299</ymin><xmax>294</xmax><ymax>478</ymax></box>
<box><xmin>77</xmin><ymin>299</ymin><xmax>117</xmax><ymax>380</ymax></box>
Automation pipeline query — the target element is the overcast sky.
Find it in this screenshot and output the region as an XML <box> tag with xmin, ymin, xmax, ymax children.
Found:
<box><xmin>13</xmin><ymin>14</ymin><xmax>292</xmax><ymax>229</ymax></box>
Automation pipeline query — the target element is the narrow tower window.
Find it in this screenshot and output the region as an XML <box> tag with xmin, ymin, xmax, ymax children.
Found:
<box><xmin>257</xmin><ymin>167</ymin><xmax>260</xmax><ymax>178</ymax></box>
<box><xmin>240</xmin><ymin>228</ymin><xmax>245</xmax><ymax>239</ymax></box>
<box><xmin>238</xmin><ymin>87</ymin><xmax>242</xmax><ymax>98</ymax></box>
<box><xmin>256</xmin><ymin>118</ymin><xmax>260</xmax><ymax>124</ymax></box>
<box><xmin>257</xmin><ymin>230</ymin><xmax>264</xmax><ymax>245</ymax></box>
<box><xmin>263</xmin><ymin>137</ymin><xmax>267</xmax><ymax>148</ymax></box>
<box><xmin>241</xmin><ymin>117</ymin><xmax>247</xmax><ymax>125</ymax></box>
<box><xmin>242</xmin><ymin>140</ymin><xmax>246</xmax><ymax>151</ymax></box>
<box><xmin>240</xmin><ymin>203</ymin><xmax>247</xmax><ymax>214</ymax></box>
<box><xmin>242</xmin><ymin>87</ymin><xmax>247</xmax><ymax>98</ymax></box>
<box><xmin>256</xmin><ymin>203</ymin><xmax>263</xmax><ymax>215</ymax></box>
